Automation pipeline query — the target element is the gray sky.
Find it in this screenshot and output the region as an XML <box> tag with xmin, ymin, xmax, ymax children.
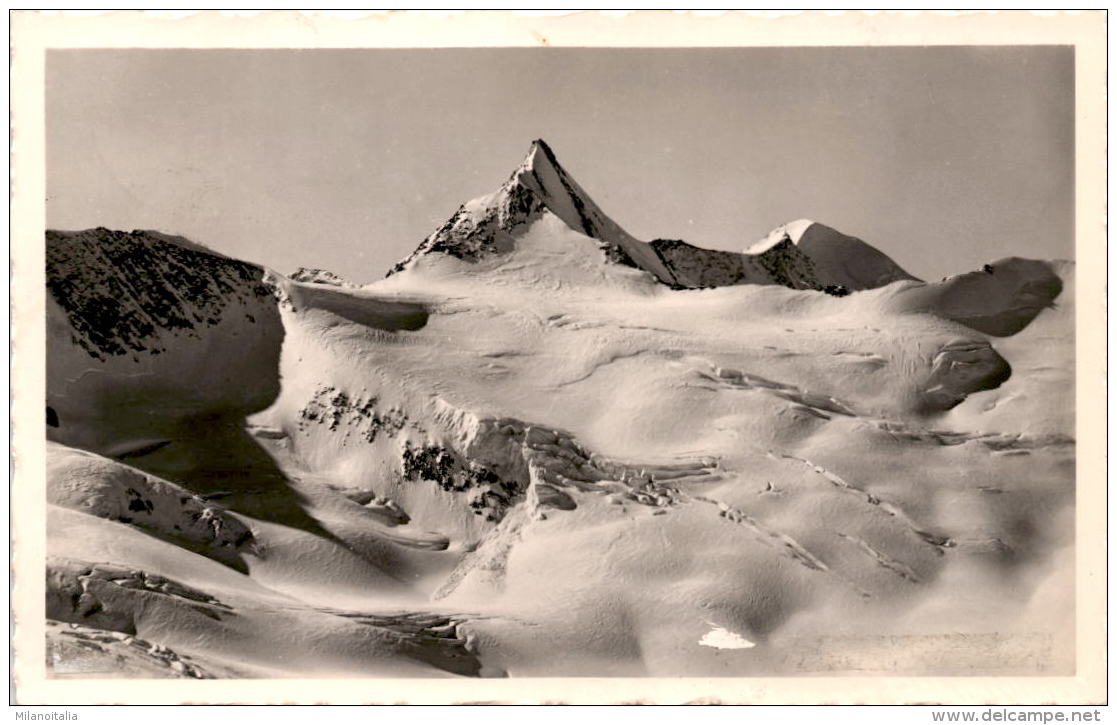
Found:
<box><xmin>46</xmin><ymin>47</ymin><xmax>1074</xmax><ymax>283</ymax></box>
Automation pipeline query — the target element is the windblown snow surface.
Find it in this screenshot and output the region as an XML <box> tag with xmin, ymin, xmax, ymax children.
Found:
<box><xmin>44</xmin><ymin>141</ymin><xmax>1073</xmax><ymax>678</ymax></box>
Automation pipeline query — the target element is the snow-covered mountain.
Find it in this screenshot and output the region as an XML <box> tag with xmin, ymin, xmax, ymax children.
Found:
<box><xmin>288</xmin><ymin>267</ymin><xmax>357</xmax><ymax>287</ymax></box>
<box><xmin>392</xmin><ymin>140</ymin><xmax>1058</xmax><ymax>324</ymax></box>
<box><xmin>42</xmin><ymin>141</ymin><xmax>1073</xmax><ymax>680</ymax></box>
<box><xmin>392</xmin><ymin>139</ymin><xmax>675</xmax><ymax>283</ymax></box>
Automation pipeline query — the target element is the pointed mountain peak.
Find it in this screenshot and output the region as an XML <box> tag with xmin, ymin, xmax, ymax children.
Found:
<box><xmin>501</xmin><ymin>139</ymin><xmax>562</xmax><ymax>195</ymax></box>
<box><xmin>520</xmin><ymin>138</ymin><xmax>561</xmax><ymax>177</ymax></box>
<box><xmin>745</xmin><ymin>219</ymin><xmax>817</xmax><ymax>255</ymax></box>
<box><xmin>504</xmin><ymin>139</ymin><xmax>604</xmax><ymax>238</ymax></box>
<box><xmin>390</xmin><ymin>140</ymin><xmax>675</xmax><ymax>282</ymax></box>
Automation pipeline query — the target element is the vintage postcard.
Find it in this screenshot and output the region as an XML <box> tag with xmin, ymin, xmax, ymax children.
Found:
<box><xmin>10</xmin><ymin>10</ymin><xmax>1107</xmax><ymax>705</ymax></box>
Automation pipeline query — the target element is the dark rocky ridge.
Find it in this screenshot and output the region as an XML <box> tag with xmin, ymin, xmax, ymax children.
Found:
<box><xmin>45</xmin><ymin>228</ymin><xmax>286</xmax><ymax>454</ymax></box>
<box><xmin>651</xmin><ymin>236</ymin><xmax>822</xmax><ymax>290</ymax></box>
<box><xmin>531</xmin><ymin>138</ymin><xmax>641</xmax><ymax>270</ymax></box>
<box><xmin>46</xmin><ymin>228</ymin><xmax>273</xmax><ymax>360</ymax></box>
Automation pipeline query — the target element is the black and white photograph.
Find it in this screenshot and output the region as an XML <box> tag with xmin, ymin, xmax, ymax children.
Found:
<box><xmin>10</xmin><ymin>9</ymin><xmax>1107</xmax><ymax>707</ymax></box>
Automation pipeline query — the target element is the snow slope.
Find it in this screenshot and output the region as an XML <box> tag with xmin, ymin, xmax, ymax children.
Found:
<box><xmin>43</xmin><ymin>141</ymin><xmax>1074</xmax><ymax>679</ymax></box>
<box><xmin>765</xmin><ymin>220</ymin><xmax>919</xmax><ymax>290</ymax></box>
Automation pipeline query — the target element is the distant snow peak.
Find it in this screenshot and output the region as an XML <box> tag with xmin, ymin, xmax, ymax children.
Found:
<box><xmin>289</xmin><ymin>267</ymin><xmax>356</xmax><ymax>288</ymax></box>
<box><xmin>518</xmin><ymin>139</ymin><xmax>562</xmax><ymax>187</ymax></box>
<box><xmin>746</xmin><ymin>218</ymin><xmax>816</xmax><ymax>255</ymax></box>
<box><xmin>387</xmin><ymin>141</ymin><xmax>915</xmax><ymax>296</ymax></box>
